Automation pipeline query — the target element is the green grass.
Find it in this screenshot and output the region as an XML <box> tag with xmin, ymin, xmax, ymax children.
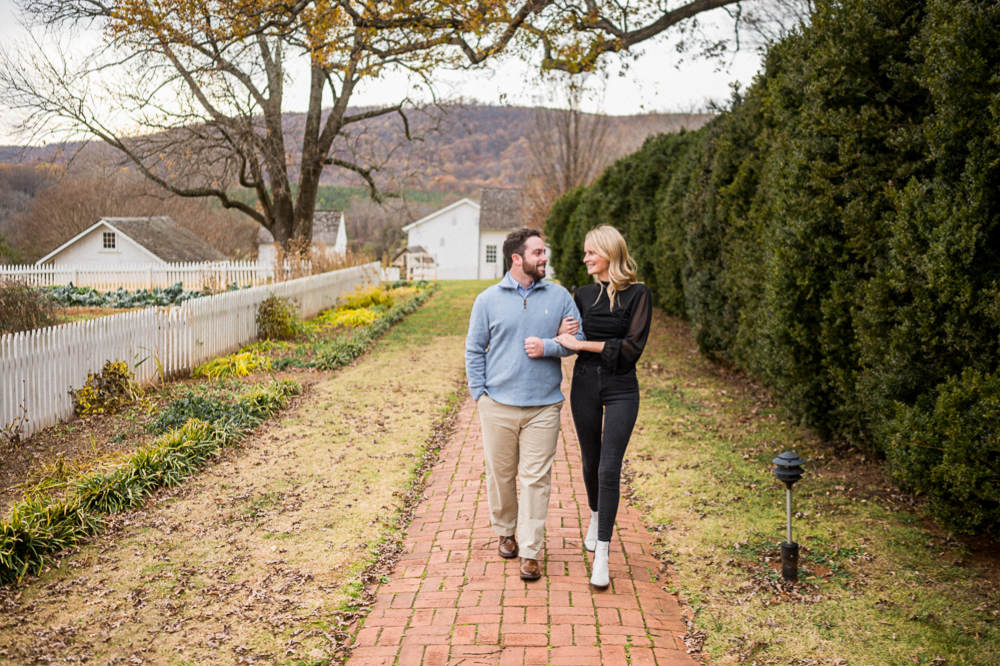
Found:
<box><xmin>627</xmin><ymin>316</ymin><xmax>1000</xmax><ymax>666</ymax></box>
<box><xmin>382</xmin><ymin>280</ymin><xmax>492</xmax><ymax>342</ymax></box>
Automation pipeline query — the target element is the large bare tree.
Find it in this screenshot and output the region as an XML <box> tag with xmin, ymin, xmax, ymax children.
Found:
<box><xmin>0</xmin><ymin>0</ymin><xmax>519</xmax><ymax>246</ymax></box>
<box><xmin>524</xmin><ymin>77</ymin><xmax>611</xmax><ymax>229</ymax></box>
<box><xmin>0</xmin><ymin>0</ymin><xmax>801</xmax><ymax>246</ymax></box>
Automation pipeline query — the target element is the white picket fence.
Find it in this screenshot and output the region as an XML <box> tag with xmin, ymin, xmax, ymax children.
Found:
<box><xmin>0</xmin><ymin>261</ymin><xmax>273</xmax><ymax>291</ymax></box>
<box><xmin>0</xmin><ymin>263</ymin><xmax>380</xmax><ymax>440</ymax></box>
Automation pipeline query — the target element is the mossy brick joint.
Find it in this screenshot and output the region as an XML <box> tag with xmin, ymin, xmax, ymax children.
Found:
<box><xmin>546</xmin><ymin>0</ymin><xmax>1000</xmax><ymax>535</ymax></box>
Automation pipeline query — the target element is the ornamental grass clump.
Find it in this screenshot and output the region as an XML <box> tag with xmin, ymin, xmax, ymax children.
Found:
<box><xmin>193</xmin><ymin>349</ymin><xmax>272</xmax><ymax>379</ymax></box>
<box><xmin>323</xmin><ymin>307</ymin><xmax>380</xmax><ymax>328</ymax></box>
<box><xmin>342</xmin><ymin>284</ymin><xmax>394</xmax><ymax>310</ymax></box>
<box><xmin>0</xmin><ymin>497</ymin><xmax>101</xmax><ymax>584</ymax></box>
<box><xmin>71</xmin><ymin>361</ymin><xmax>144</xmax><ymax>417</ymax></box>
<box><xmin>237</xmin><ymin>380</ymin><xmax>298</xmax><ymax>420</ymax></box>
<box><xmin>256</xmin><ymin>294</ymin><xmax>302</xmax><ymax>340</ymax></box>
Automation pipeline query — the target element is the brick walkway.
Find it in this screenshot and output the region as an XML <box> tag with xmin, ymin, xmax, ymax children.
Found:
<box><xmin>351</xmin><ymin>370</ymin><xmax>697</xmax><ymax>666</ymax></box>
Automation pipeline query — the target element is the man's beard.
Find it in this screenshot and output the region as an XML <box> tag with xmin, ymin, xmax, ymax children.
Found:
<box><xmin>523</xmin><ymin>259</ymin><xmax>546</xmax><ymax>281</ymax></box>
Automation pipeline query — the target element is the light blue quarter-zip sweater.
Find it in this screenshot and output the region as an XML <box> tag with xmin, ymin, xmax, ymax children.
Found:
<box><xmin>465</xmin><ymin>276</ymin><xmax>585</xmax><ymax>407</ymax></box>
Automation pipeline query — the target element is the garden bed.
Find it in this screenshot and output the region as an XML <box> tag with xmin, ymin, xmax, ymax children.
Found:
<box><xmin>0</xmin><ymin>281</ymin><xmax>435</xmax><ymax>518</ymax></box>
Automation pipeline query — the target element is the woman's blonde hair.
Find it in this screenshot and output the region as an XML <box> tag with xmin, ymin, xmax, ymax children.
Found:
<box><xmin>585</xmin><ymin>225</ymin><xmax>638</xmax><ymax>310</ymax></box>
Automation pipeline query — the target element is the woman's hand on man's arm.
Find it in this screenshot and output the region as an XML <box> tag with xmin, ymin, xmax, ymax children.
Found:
<box><xmin>554</xmin><ymin>334</ymin><xmax>606</xmax><ymax>353</ymax></box>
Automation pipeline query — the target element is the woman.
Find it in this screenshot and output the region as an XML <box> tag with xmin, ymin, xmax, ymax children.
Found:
<box><xmin>554</xmin><ymin>225</ymin><xmax>652</xmax><ymax>589</ymax></box>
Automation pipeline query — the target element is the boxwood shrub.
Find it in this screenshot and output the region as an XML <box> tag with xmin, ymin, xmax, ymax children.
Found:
<box><xmin>547</xmin><ymin>0</ymin><xmax>1000</xmax><ymax>534</ymax></box>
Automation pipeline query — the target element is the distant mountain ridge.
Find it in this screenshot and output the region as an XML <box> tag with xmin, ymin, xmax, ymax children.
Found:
<box><xmin>0</xmin><ymin>105</ymin><xmax>712</xmax><ymax>193</ymax></box>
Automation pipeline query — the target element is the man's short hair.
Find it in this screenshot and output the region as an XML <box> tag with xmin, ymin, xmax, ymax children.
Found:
<box><xmin>502</xmin><ymin>228</ymin><xmax>542</xmax><ymax>272</ymax></box>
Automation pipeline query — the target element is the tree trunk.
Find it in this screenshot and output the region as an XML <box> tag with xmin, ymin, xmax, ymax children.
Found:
<box><xmin>291</xmin><ymin>63</ymin><xmax>329</xmax><ymax>246</ymax></box>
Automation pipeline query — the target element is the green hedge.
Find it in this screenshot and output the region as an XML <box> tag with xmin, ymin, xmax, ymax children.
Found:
<box><xmin>548</xmin><ymin>0</ymin><xmax>1000</xmax><ymax>534</ymax></box>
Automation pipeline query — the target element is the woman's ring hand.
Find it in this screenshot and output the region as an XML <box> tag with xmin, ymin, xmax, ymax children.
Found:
<box><xmin>554</xmin><ymin>334</ymin><xmax>579</xmax><ymax>350</ymax></box>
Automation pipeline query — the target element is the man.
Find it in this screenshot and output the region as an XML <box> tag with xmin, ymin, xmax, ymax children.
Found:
<box><xmin>465</xmin><ymin>228</ymin><xmax>585</xmax><ymax>580</ymax></box>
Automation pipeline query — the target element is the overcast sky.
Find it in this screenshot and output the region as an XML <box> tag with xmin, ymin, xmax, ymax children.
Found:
<box><xmin>0</xmin><ymin>0</ymin><xmax>765</xmax><ymax>145</ymax></box>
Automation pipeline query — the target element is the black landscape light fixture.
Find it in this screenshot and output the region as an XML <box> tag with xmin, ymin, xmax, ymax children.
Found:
<box><xmin>772</xmin><ymin>451</ymin><xmax>806</xmax><ymax>582</ymax></box>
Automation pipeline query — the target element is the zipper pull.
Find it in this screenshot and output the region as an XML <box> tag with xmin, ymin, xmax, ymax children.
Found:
<box><xmin>523</xmin><ymin>298</ymin><xmax>527</xmax><ymax>310</ymax></box>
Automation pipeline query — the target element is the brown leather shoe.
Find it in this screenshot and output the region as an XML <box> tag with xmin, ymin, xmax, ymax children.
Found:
<box><xmin>498</xmin><ymin>536</ymin><xmax>518</xmax><ymax>559</ymax></box>
<box><xmin>519</xmin><ymin>558</ymin><xmax>542</xmax><ymax>580</ymax></box>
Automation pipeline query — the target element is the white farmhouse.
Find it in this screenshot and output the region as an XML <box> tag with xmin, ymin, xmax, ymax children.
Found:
<box><xmin>256</xmin><ymin>210</ymin><xmax>348</xmax><ymax>265</ymax></box>
<box><xmin>36</xmin><ymin>216</ymin><xmax>226</xmax><ymax>266</ymax></box>
<box><xmin>400</xmin><ymin>188</ymin><xmax>526</xmax><ymax>280</ymax></box>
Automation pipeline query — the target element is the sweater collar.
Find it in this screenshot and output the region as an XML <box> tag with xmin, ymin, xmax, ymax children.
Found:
<box><xmin>498</xmin><ymin>274</ymin><xmax>551</xmax><ymax>290</ymax></box>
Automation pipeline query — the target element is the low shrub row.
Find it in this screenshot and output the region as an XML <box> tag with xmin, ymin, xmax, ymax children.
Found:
<box><xmin>208</xmin><ymin>281</ymin><xmax>435</xmax><ymax>374</ymax></box>
<box><xmin>0</xmin><ymin>380</ymin><xmax>300</xmax><ymax>583</ymax></box>
<box><xmin>547</xmin><ymin>0</ymin><xmax>1000</xmax><ymax>534</ymax></box>
<box><xmin>313</xmin><ymin>285</ymin><xmax>434</xmax><ymax>371</ymax></box>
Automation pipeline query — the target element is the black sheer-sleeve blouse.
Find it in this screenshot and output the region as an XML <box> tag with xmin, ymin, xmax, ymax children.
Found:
<box><xmin>573</xmin><ymin>281</ymin><xmax>653</xmax><ymax>375</ymax></box>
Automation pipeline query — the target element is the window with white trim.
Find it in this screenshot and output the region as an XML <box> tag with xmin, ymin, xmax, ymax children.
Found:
<box><xmin>485</xmin><ymin>245</ymin><xmax>497</xmax><ymax>263</ymax></box>
<box><xmin>103</xmin><ymin>232</ymin><xmax>116</xmax><ymax>249</ymax></box>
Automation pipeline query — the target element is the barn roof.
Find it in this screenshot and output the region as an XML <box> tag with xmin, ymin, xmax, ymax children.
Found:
<box><xmin>35</xmin><ymin>216</ymin><xmax>225</xmax><ymax>265</ymax></box>
<box><xmin>401</xmin><ymin>198</ymin><xmax>480</xmax><ymax>233</ymax></box>
<box><xmin>393</xmin><ymin>245</ymin><xmax>430</xmax><ymax>260</ymax></box>
<box><xmin>103</xmin><ymin>217</ymin><xmax>226</xmax><ymax>263</ymax></box>
<box><xmin>479</xmin><ymin>188</ymin><xmax>523</xmax><ymax>231</ymax></box>
<box><xmin>313</xmin><ymin>211</ymin><xmax>343</xmax><ymax>245</ymax></box>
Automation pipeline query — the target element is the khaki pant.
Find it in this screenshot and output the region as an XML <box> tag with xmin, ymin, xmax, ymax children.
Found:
<box><xmin>477</xmin><ymin>394</ymin><xmax>563</xmax><ymax>560</ymax></box>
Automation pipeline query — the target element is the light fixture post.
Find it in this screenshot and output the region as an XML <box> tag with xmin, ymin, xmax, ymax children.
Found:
<box><xmin>772</xmin><ymin>451</ymin><xmax>805</xmax><ymax>583</ymax></box>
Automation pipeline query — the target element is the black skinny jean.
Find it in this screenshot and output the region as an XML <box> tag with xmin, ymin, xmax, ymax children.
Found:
<box><xmin>569</xmin><ymin>363</ymin><xmax>641</xmax><ymax>542</ymax></box>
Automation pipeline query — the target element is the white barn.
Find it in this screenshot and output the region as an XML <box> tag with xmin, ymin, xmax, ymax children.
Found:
<box><xmin>401</xmin><ymin>188</ymin><xmax>527</xmax><ymax>280</ymax></box>
<box><xmin>36</xmin><ymin>216</ymin><xmax>226</xmax><ymax>266</ymax></box>
<box><xmin>257</xmin><ymin>211</ymin><xmax>348</xmax><ymax>266</ymax></box>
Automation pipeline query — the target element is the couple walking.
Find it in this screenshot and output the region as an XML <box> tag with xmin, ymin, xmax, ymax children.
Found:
<box><xmin>465</xmin><ymin>225</ymin><xmax>652</xmax><ymax>589</ymax></box>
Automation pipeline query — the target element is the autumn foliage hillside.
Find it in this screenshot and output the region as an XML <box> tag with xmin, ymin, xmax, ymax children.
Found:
<box><xmin>1</xmin><ymin>104</ymin><xmax>710</xmax><ymax>194</ymax></box>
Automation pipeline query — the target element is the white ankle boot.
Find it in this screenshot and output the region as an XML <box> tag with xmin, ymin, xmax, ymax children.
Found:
<box><xmin>590</xmin><ymin>541</ymin><xmax>610</xmax><ymax>589</ymax></box>
<box><xmin>584</xmin><ymin>510</ymin><xmax>599</xmax><ymax>552</ymax></box>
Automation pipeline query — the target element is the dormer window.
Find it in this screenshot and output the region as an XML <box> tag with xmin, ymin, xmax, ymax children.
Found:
<box><xmin>103</xmin><ymin>231</ymin><xmax>116</xmax><ymax>249</ymax></box>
